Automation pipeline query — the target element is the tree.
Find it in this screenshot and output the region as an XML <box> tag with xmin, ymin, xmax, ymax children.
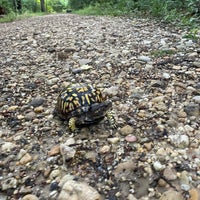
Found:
<box><xmin>40</xmin><ymin>0</ymin><xmax>45</xmax><ymax>12</ymax></box>
<box><xmin>13</xmin><ymin>0</ymin><xmax>22</xmax><ymax>13</ymax></box>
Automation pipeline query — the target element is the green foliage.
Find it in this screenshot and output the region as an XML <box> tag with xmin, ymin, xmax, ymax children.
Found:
<box><xmin>183</xmin><ymin>28</ymin><xmax>199</xmax><ymax>40</ymax></box>
<box><xmin>151</xmin><ymin>49</ymin><xmax>176</xmax><ymax>57</ymax></box>
<box><xmin>71</xmin><ymin>0</ymin><xmax>200</xmax><ymax>27</ymax></box>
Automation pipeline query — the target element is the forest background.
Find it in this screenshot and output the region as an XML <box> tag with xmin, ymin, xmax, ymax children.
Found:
<box><xmin>0</xmin><ymin>0</ymin><xmax>199</xmax><ymax>28</ymax></box>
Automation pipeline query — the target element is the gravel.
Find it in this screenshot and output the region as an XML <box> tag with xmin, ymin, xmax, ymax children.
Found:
<box><xmin>0</xmin><ymin>14</ymin><xmax>200</xmax><ymax>199</ymax></box>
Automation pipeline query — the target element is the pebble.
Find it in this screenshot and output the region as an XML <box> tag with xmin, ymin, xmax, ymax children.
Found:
<box><xmin>153</xmin><ymin>161</ymin><xmax>165</xmax><ymax>171</ymax></box>
<box><xmin>192</xmin><ymin>95</ymin><xmax>200</xmax><ymax>103</ymax></box>
<box><xmin>184</xmin><ymin>103</ymin><xmax>200</xmax><ymax>117</ymax></box>
<box><xmin>189</xmin><ymin>188</ymin><xmax>200</xmax><ymax>200</ymax></box>
<box><xmin>24</xmin><ymin>111</ymin><xmax>36</xmax><ymax>120</ymax></box>
<box><xmin>22</xmin><ymin>194</ymin><xmax>39</xmax><ymax>200</ymax></box>
<box><xmin>138</xmin><ymin>55</ymin><xmax>151</xmax><ymax>62</ymax></box>
<box><xmin>103</xmin><ymin>86</ymin><xmax>119</xmax><ymax>96</ymax></box>
<box><xmin>1</xmin><ymin>142</ymin><xmax>16</xmax><ymax>153</ymax></box>
<box><xmin>119</xmin><ymin>125</ymin><xmax>134</xmax><ymax>136</ymax></box>
<box><xmin>19</xmin><ymin>153</ymin><xmax>32</xmax><ymax>165</ymax></box>
<box><xmin>125</xmin><ymin>135</ymin><xmax>137</xmax><ymax>142</ymax></box>
<box><xmin>48</xmin><ymin>145</ymin><xmax>60</xmax><ymax>156</ymax></box>
<box><xmin>162</xmin><ymin>72</ymin><xmax>171</xmax><ymax>79</ymax></box>
<box><xmin>159</xmin><ymin>190</ymin><xmax>184</xmax><ymax>200</ymax></box>
<box><xmin>1</xmin><ymin>177</ymin><xmax>18</xmax><ymax>190</ymax></box>
<box><xmin>169</xmin><ymin>134</ymin><xmax>189</xmax><ymax>148</ymax></box>
<box><xmin>163</xmin><ymin>167</ymin><xmax>177</xmax><ymax>180</ymax></box>
<box><xmin>107</xmin><ymin>137</ymin><xmax>120</xmax><ymax>144</ymax></box>
<box><xmin>58</xmin><ymin>180</ymin><xmax>102</xmax><ymax>200</ymax></box>
<box><xmin>34</xmin><ymin>106</ymin><xmax>44</xmax><ymax>113</ymax></box>
<box><xmin>29</xmin><ymin>96</ymin><xmax>45</xmax><ymax>107</ymax></box>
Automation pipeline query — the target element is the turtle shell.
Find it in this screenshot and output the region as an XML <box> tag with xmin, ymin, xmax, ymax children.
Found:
<box><xmin>54</xmin><ymin>83</ymin><xmax>111</xmax><ymax>125</ymax></box>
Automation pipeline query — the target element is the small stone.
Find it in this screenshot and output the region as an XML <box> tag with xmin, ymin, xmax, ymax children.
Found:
<box><xmin>103</xmin><ymin>86</ymin><xmax>119</xmax><ymax>97</ymax></box>
<box><xmin>189</xmin><ymin>188</ymin><xmax>200</xmax><ymax>200</ymax></box>
<box><xmin>162</xmin><ymin>72</ymin><xmax>171</xmax><ymax>79</ymax></box>
<box><xmin>169</xmin><ymin>134</ymin><xmax>189</xmax><ymax>148</ymax></box>
<box><xmin>159</xmin><ymin>190</ymin><xmax>184</xmax><ymax>200</ymax></box>
<box><xmin>192</xmin><ymin>96</ymin><xmax>200</xmax><ymax>103</ymax></box>
<box><xmin>107</xmin><ymin>137</ymin><xmax>120</xmax><ymax>144</ymax></box>
<box><xmin>60</xmin><ymin>144</ymin><xmax>76</xmax><ymax>162</ymax></box>
<box><xmin>184</xmin><ymin>103</ymin><xmax>199</xmax><ymax>117</ymax></box>
<box><xmin>193</xmin><ymin>62</ymin><xmax>200</xmax><ymax>68</ymax></box>
<box><xmin>22</xmin><ymin>194</ymin><xmax>39</xmax><ymax>200</ymax></box>
<box><xmin>19</xmin><ymin>153</ymin><xmax>32</xmax><ymax>165</ymax></box>
<box><xmin>153</xmin><ymin>161</ymin><xmax>165</xmax><ymax>171</ymax></box>
<box><xmin>163</xmin><ymin>167</ymin><xmax>177</xmax><ymax>180</ymax></box>
<box><xmin>49</xmin><ymin>169</ymin><xmax>61</xmax><ymax>180</ymax></box>
<box><xmin>1</xmin><ymin>177</ymin><xmax>18</xmax><ymax>190</ymax></box>
<box><xmin>125</xmin><ymin>135</ymin><xmax>137</xmax><ymax>143</ymax></box>
<box><xmin>34</xmin><ymin>106</ymin><xmax>44</xmax><ymax>113</ymax></box>
<box><xmin>138</xmin><ymin>55</ymin><xmax>151</xmax><ymax>62</ymax></box>
<box><xmin>181</xmin><ymin>184</ymin><xmax>190</xmax><ymax>191</ymax></box>
<box><xmin>1</xmin><ymin>142</ymin><xmax>16</xmax><ymax>153</ymax></box>
<box><xmin>78</xmin><ymin>59</ymin><xmax>91</xmax><ymax>65</ymax></box>
<box><xmin>143</xmin><ymin>142</ymin><xmax>153</xmax><ymax>151</ymax></box>
<box><xmin>119</xmin><ymin>125</ymin><xmax>134</xmax><ymax>136</ymax></box>
<box><xmin>25</xmin><ymin>112</ymin><xmax>36</xmax><ymax>120</ymax></box>
<box><xmin>58</xmin><ymin>180</ymin><xmax>102</xmax><ymax>200</ymax></box>
<box><xmin>7</xmin><ymin>105</ymin><xmax>18</xmax><ymax>111</ymax></box>
<box><xmin>114</xmin><ymin>160</ymin><xmax>136</xmax><ymax>179</ymax></box>
<box><xmin>29</xmin><ymin>96</ymin><xmax>45</xmax><ymax>107</ymax></box>
<box><xmin>48</xmin><ymin>145</ymin><xmax>60</xmax><ymax>156</ymax></box>
<box><xmin>99</xmin><ymin>145</ymin><xmax>110</xmax><ymax>153</ymax></box>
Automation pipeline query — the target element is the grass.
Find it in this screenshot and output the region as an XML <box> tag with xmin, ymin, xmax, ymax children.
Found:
<box><xmin>0</xmin><ymin>11</ymin><xmax>47</xmax><ymax>23</ymax></box>
<box><xmin>151</xmin><ymin>49</ymin><xmax>176</xmax><ymax>57</ymax></box>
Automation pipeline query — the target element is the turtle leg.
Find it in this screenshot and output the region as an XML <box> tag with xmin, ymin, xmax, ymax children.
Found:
<box><xmin>106</xmin><ymin>111</ymin><xmax>117</xmax><ymax>129</ymax></box>
<box><xmin>68</xmin><ymin>117</ymin><xmax>77</xmax><ymax>131</ymax></box>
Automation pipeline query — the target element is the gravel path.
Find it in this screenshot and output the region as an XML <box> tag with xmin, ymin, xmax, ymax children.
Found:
<box><xmin>0</xmin><ymin>14</ymin><xmax>200</xmax><ymax>200</ymax></box>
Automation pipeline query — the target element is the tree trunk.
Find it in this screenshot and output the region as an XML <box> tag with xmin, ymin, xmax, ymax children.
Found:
<box><xmin>40</xmin><ymin>0</ymin><xmax>45</xmax><ymax>12</ymax></box>
<box><xmin>13</xmin><ymin>0</ymin><xmax>22</xmax><ymax>13</ymax></box>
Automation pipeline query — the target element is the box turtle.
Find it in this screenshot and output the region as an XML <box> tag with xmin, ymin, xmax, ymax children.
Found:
<box><xmin>54</xmin><ymin>83</ymin><xmax>116</xmax><ymax>131</ymax></box>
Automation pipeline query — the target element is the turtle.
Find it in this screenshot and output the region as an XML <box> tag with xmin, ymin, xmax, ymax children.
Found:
<box><xmin>54</xmin><ymin>83</ymin><xmax>116</xmax><ymax>131</ymax></box>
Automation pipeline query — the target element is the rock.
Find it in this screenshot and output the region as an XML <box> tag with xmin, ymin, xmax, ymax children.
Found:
<box><xmin>162</xmin><ymin>72</ymin><xmax>171</xmax><ymax>79</ymax></box>
<box><xmin>49</xmin><ymin>169</ymin><xmax>61</xmax><ymax>180</ymax></box>
<box><xmin>189</xmin><ymin>188</ymin><xmax>200</xmax><ymax>200</ymax></box>
<box><xmin>60</xmin><ymin>143</ymin><xmax>76</xmax><ymax>165</ymax></box>
<box><xmin>159</xmin><ymin>190</ymin><xmax>184</xmax><ymax>200</ymax></box>
<box><xmin>138</xmin><ymin>55</ymin><xmax>151</xmax><ymax>62</ymax></box>
<box><xmin>22</xmin><ymin>194</ymin><xmax>39</xmax><ymax>200</ymax></box>
<box><xmin>114</xmin><ymin>160</ymin><xmax>136</xmax><ymax>179</ymax></box>
<box><xmin>78</xmin><ymin>59</ymin><xmax>91</xmax><ymax>65</ymax></box>
<box><xmin>99</xmin><ymin>145</ymin><xmax>110</xmax><ymax>153</ymax></box>
<box><xmin>125</xmin><ymin>135</ymin><xmax>137</xmax><ymax>142</ymax></box>
<box><xmin>24</xmin><ymin>111</ymin><xmax>36</xmax><ymax>120</ymax></box>
<box><xmin>29</xmin><ymin>96</ymin><xmax>45</xmax><ymax>107</ymax></box>
<box><xmin>107</xmin><ymin>137</ymin><xmax>120</xmax><ymax>144</ymax></box>
<box><xmin>34</xmin><ymin>106</ymin><xmax>44</xmax><ymax>113</ymax></box>
<box><xmin>153</xmin><ymin>161</ymin><xmax>165</xmax><ymax>171</ymax></box>
<box><xmin>7</xmin><ymin>105</ymin><xmax>18</xmax><ymax>111</ymax></box>
<box><xmin>184</xmin><ymin>103</ymin><xmax>199</xmax><ymax>117</ymax></box>
<box><xmin>119</xmin><ymin>125</ymin><xmax>134</xmax><ymax>136</ymax></box>
<box><xmin>193</xmin><ymin>62</ymin><xmax>200</xmax><ymax>68</ymax></box>
<box><xmin>192</xmin><ymin>96</ymin><xmax>200</xmax><ymax>103</ymax></box>
<box><xmin>169</xmin><ymin>134</ymin><xmax>189</xmax><ymax>148</ymax></box>
<box><xmin>48</xmin><ymin>145</ymin><xmax>60</xmax><ymax>156</ymax></box>
<box><xmin>1</xmin><ymin>177</ymin><xmax>18</xmax><ymax>190</ymax></box>
<box><xmin>1</xmin><ymin>142</ymin><xmax>16</xmax><ymax>153</ymax></box>
<box><xmin>19</xmin><ymin>153</ymin><xmax>32</xmax><ymax>165</ymax></box>
<box><xmin>58</xmin><ymin>180</ymin><xmax>102</xmax><ymax>200</ymax></box>
<box><xmin>103</xmin><ymin>86</ymin><xmax>119</xmax><ymax>97</ymax></box>
<box><xmin>163</xmin><ymin>167</ymin><xmax>177</xmax><ymax>180</ymax></box>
